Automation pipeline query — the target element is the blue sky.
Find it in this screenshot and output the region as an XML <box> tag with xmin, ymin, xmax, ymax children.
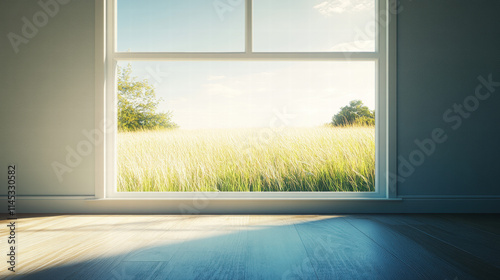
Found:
<box><xmin>118</xmin><ymin>0</ymin><xmax>245</xmax><ymax>52</ymax></box>
<box><xmin>118</xmin><ymin>0</ymin><xmax>375</xmax><ymax>52</ymax></box>
<box><xmin>117</xmin><ymin>0</ymin><xmax>376</xmax><ymax>129</ymax></box>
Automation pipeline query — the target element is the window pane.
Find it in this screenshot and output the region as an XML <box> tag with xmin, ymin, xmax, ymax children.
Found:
<box><xmin>116</xmin><ymin>61</ymin><xmax>375</xmax><ymax>192</ymax></box>
<box><xmin>117</xmin><ymin>0</ymin><xmax>245</xmax><ymax>52</ymax></box>
<box><xmin>253</xmin><ymin>0</ymin><xmax>376</xmax><ymax>52</ymax></box>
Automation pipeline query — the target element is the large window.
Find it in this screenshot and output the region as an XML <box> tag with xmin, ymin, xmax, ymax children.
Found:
<box><xmin>104</xmin><ymin>0</ymin><xmax>396</xmax><ymax>199</ymax></box>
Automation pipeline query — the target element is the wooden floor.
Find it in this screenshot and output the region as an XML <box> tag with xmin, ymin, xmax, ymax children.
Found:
<box><xmin>1</xmin><ymin>214</ymin><xmax>499</xmax><ymax>279</ymax></box>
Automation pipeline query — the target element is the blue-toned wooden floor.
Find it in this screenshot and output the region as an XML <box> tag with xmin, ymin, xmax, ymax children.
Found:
<box><xmin>1</xmin><ymin>214</ymin><xmax>499</xmax><ymax>279</ymax></box>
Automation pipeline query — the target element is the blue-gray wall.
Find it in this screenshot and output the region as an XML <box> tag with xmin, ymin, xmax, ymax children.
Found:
<box><xmin>397</xmin><ymin>0</ymin><xmax>500</xmax><ymax>197</ymax></box>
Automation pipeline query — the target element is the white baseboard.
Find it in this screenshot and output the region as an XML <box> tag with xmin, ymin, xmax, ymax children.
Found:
<box><xmin>3</xmin><ymin>196</ymin><xmax>500</xmax><ymax>213</ymax></box>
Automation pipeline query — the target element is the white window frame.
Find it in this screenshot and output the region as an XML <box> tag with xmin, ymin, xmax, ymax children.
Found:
<box><xmin>96</xmin><ymin>0</ymin><xmax>397</xmax><ymax>200</ymax></box>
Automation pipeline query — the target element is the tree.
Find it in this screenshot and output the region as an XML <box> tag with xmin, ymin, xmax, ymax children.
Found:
<box><xmin>117</xmin><ymin>64</ymin><xmax>178</xmax><ymax>131</ymax></box>
<box><xmin>331</xmin><ymin>100</ymin><xmax>375</xmax><ymax>126</ymax></box>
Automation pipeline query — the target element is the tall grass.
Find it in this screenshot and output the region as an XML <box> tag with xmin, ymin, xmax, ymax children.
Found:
<box><xmin>117</xmin><ymin>126</ymin><xmax>375</xmax><ymax>192</ymax></box>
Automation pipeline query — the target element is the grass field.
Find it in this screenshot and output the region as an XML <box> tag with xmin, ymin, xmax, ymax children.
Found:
<box><xmin>117</xmin><ymin>126</ymin><xmax>375</xmax><ymax>192</ymax></box>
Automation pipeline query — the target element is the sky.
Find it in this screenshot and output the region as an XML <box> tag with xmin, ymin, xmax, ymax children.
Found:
<box><xmin>117</xmin><ymin>0</ymin><xmax>376</xmax><ymax>129</ymax></box>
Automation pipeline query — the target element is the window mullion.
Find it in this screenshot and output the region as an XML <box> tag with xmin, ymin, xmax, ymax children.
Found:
<box><xmin>245</xmin><ymin>0</ymin><xmax>253</xmax><ymax>54</ymax></box>
<box><xmin>112</xmin><ymin>52</ymin><xmax>380</xmax><ymax>61</ymax></box>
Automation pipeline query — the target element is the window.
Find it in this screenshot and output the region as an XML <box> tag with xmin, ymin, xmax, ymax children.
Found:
<box><xmin>103</xmin><ymin>0</ymin><xmax>396</xmax><ymax>199</ymax></box>
<box><xmin>117</xmin><ymin>0</ymin><xmax>244</xmax><ymax>52</ymax></box>
<box><xmin>252</xmin><ymin>0</ymin><xmax>376</xmax><ymax>52</ymax></box>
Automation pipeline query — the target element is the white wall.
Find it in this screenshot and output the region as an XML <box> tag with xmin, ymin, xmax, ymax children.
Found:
<box><xmin>1</xmin><ymin>0</ymin><xmax>499</xmax><ymax>213</ymax></box>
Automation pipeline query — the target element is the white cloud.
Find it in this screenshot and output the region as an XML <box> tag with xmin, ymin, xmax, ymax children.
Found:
<box><xmin>314</xmin><ymin>0</ymin><xmax>374</xmax><ymax>16</ymax></box>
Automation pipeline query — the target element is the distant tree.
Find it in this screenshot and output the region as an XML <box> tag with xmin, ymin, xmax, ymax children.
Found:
<box><xmin>331</xmin><ymin>100</ymin><xmax>375</xmax><ymax>126</ymax></box>
<box><xmin>117</xmin><ymin>64</ymin><xmax>178</xmax><ymax>131</ymax></box>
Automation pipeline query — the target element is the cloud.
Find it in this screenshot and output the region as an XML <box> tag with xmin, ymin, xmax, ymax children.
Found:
<box><xmin>314</xmin><ymin>0</ymin><xmax>374</xmax><ymax>16</ymax></box>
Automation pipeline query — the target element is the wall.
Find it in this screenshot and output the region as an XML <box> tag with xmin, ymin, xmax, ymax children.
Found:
<box><xmin>0</xmin><ymin>0</ymin><xmax>96</xmax><ymax>196</ymax></box>
<box><xmin>0</xmin><ymin>0</ymin><xmax>499</xmax><ymax>212</ymax></box>
<box><xmin>397</xmin><ymin>0</ymin><xmax>500</xmax><ymax>197</ymax></box>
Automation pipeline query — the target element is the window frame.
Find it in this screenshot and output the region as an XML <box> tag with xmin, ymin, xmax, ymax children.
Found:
<box><xmin>98</xmin><ymin>0</ymin><xmax>397</xmax><ymax>199</ymax></box>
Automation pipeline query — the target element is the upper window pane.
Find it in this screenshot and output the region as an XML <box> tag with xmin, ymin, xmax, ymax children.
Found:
<box><xmin>117</xmin><ymin>0</ymin><xmax>245</xmax><ymax>52</ymax></box>
<box><xmin>253</xmin><ymin>0</ymin><xmax>376</xmax><ymax>52</ymax></box>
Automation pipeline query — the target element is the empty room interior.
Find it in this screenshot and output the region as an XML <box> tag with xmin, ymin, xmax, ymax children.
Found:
<box><xmin>1</xmin><ymin>0</ymin><xmax>499</xmax><ymax>279</ymax></box>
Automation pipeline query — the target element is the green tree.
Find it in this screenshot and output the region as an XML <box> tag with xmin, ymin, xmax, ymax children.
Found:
<box><xmin>117</xmin><ymin>64</ymin><xmax>178</xmax><ymax>131</ymax></box>
<box><xmin>331</xmin><ymin>100</ymin><xmax>375</xmax><ymax>126</ymax></box>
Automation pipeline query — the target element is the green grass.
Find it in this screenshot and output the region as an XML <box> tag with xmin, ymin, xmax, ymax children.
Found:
<box><xmin>117</xmin><ymin>126</ymin><xmax>375</xmax><ymax>192</ymax></box>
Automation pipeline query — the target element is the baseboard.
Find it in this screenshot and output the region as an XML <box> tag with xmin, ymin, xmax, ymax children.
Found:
<box><xmin>3</xmin><ymin>196</ymin><xmax>500</xmax><ymax>214</ymax></box>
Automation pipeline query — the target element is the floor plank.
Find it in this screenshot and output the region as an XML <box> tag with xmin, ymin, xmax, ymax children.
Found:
<box><xmin>293</xmin><ymin>216</ymin><xmax>419</xmax><ymax>280</ymax></box>
<box><xmin>155</xmin><ymin>215</ymin><xmax>248</xmax><ymax>280</ymax></box>
<box><xmin>372</xmin><ymin>215</ymin><xmax>500</xmax><ymax>279</ymax></box>
<box><xmin>344</xmin><ymin>215</ymin><xmax>476</xmax><ymax>279</ymax></box>
<box><xmin>396</xmin><ymin>215</ymin><xmax>500</xmax><ymax>267</ymax></box>
<box><xmin>71</xmin><ymin>216</ymin><xmax>204</xmax><ymax>280</ymax></box>
<box><xmin>20</xmin><ymin>216</ymin><xmax>168</xmax><ymax>280</ymax></box>
<box><xmin>439</xmin><ymin>214</ymin><xmax>500</xmax><ymax>236</ymax></box>
<box><xmin>245</xmin><ymin>215</ymin><xmax>317</xmax><ymax>280</ymax></box>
